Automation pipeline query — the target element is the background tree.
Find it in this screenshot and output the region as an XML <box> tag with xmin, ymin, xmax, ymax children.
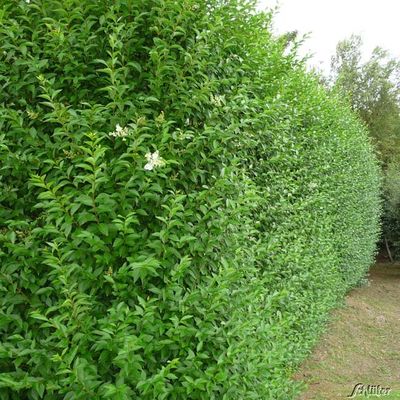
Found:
<box><xmin>330</xmin><ymin>35</ymin><xmax>400</xmax><ymax>257</ymax></box>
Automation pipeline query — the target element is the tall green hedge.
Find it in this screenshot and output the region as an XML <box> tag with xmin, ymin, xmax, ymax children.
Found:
<box><xmin>0</xmin><ymin>1</ymin><xmax>381</xmax><ymax>399</ymax></box>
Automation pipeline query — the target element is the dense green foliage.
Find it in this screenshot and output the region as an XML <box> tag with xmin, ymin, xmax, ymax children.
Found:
<box><xmin>0</xmin><ymin>1</ymin><xmax>381</xmax><ymax>399</ymax></box>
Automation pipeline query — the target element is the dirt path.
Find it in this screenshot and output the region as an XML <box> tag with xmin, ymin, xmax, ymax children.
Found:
<box><xmin>295</xmin><ymin>263</ymin><xmax>400</xmax><ymax>399</ymax></box>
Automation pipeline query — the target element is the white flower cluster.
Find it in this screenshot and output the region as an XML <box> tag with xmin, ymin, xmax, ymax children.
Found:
<box><xmin>144</xmin><ymin>150</ymin><xmax>165</xmax><ymax>171</ymax></box>
<box><xmin>109</xmin><ymin>124</ymin><xmax>129</xmax><ymax>140</ymax></box>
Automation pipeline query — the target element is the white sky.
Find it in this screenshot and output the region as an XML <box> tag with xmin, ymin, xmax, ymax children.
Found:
<box><xmin>258</xmin><ymin>0</ymin><xmax>400</xmax><ymax>74</ymax></box>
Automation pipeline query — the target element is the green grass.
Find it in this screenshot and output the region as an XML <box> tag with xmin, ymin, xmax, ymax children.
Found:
<box><xmin>384</xmin><ymin>393</ymin><xmax>400</xmax><ymax>399</ymax></box>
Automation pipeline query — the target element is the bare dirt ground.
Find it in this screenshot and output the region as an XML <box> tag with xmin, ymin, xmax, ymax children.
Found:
<box><xmin>295</xmin><ymin>262</ymin><xmax>400</xmax><ymax>399</ymax></box>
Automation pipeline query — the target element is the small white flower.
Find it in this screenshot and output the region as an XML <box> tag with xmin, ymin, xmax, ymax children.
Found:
<box><xmin>109</xmin><ymin>124</ymin><xmax>129</xmax><ymax>140</ymax></box>
<box><xmin>144</xmin><ymin>150</ymin><xmax>165</xmax><ymax>171</ymax></box>
<box><xmin>25</xmin><ymin>0</ymin><xmax>31</xmax><ymax>3</ymax></box>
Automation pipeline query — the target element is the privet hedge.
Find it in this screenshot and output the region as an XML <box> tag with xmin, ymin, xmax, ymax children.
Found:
<box><xmin>0</xmin><ymin>1</ymin><xmax>381</xmax><ymax>399</ymax></box>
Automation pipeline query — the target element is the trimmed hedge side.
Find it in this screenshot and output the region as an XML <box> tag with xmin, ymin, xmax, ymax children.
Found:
<box><xmin>0</xmin><ymin>1</ymin><xmax>381</xmax><ymax>399</ymax></box>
